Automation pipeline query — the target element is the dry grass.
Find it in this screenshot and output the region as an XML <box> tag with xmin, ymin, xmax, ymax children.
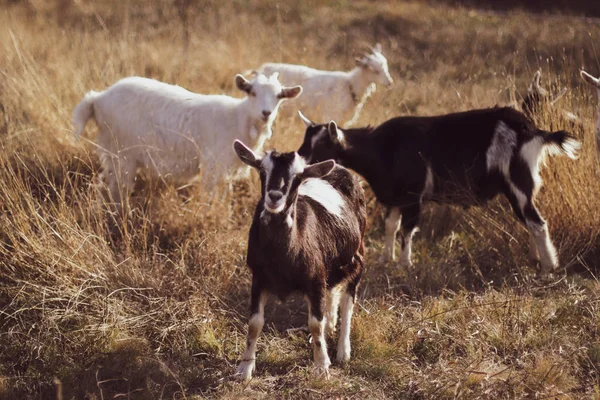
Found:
<box><xmin>1</xmin><ymin>0</ymin><xmax>600</xmax><ymax>398</ymax></box>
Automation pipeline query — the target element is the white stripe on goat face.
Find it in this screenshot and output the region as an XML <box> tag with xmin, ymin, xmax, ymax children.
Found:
<box><xmin>261</xmin><ymin>152</ymin><xmax>305</xmax><ymax>214</ymax></box>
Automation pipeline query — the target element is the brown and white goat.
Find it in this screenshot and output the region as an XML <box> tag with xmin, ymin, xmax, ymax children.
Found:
<box><xmin>233</xmin><ymin>140</ymin><xmax>366</xmax><ymax>382</ymax></box>
<box><xmin>298</xmin><ymin>107</ymin><xmax>580</xmax><ymax>276</ymax></box>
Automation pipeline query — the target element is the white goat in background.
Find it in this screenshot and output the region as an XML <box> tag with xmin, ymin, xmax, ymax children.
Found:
<box><xmin>256</xmin><ymin>43</ymin><xmax>393</xmax><ymax>126</ymax></box>
<box><xmin>580</xmin><ymin>70</ymin><xmax>600</xmax><ymax>156</ymax></box>
<box><xmin>72</xmin><ymin>73</ymin><xmax>302</xmax><ymax>208</ymax></box>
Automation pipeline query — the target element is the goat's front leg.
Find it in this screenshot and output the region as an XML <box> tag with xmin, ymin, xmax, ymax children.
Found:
<box><xmin>236</xmin><ymin>278</ymin><xmax>268</xmax><ymax>382</ymax></box>
<box><xmin>379</xmin><ymin>207</ymin><xmax>401</xmax><ymax>263</ymax></box>
<box><xmin>307</xmin><ymin>285</ymin><xmax>331</xmax><ymax>378</ymax></box>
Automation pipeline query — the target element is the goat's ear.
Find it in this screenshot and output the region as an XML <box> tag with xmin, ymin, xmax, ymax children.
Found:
<box><xmin>269</xmin><ymin>71</ymin><xmax>280</xmax><ymax>81</ymax></box>
<box><xmin>298</xmin><ymin>110</ymin><xmax>313</xmax><ymax>127</ymax></box>
<box><xmin>300</xmin><ymin>159</ymin><xmax>335</xmax><ymax>180</ymax></box>
<box><xmin>233</xmin><ymin>140</ymin><xmax>261</xmax><ymax>169</ymax></box>
<box><xmin>581</xmin><ymin>70</ymin><xmax>600</xmax><ymax>87</ymax></box>
<box><xmin>327</xmin><ymin>121</ymin><xmax>345</xmax><ymax>144</ymax></box>
<box><xmin>281</xmin><ymin>85</ymin><xmax>303</xmax><ymax>99</ymax></box>
<box><xmin>374</xmin><ymin>43</ymin><xmax>383</xmax><ymax>53</ymax></box>
<box><xmin>235</xmin><ymin>74</ymin><xmax>253</xmax><ymax>94</ymax></box>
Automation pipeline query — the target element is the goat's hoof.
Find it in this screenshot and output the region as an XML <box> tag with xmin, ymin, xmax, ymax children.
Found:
<box><xmin>313</xmin><ymin>365</ymin><xmax>330</xmax><ymax>379</ymax></box>
<box><xmin>336</xmin><ymin>350</ymin><xmax>351</xmax><ymax>364</ymax></box>
<box><xmin>235</xmin><ymin>360</ymin><xmax>255</xmax><ymax>383</ymax></box>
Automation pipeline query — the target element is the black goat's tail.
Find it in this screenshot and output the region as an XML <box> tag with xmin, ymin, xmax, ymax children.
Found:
<box><xmin>539</xmin><ymin>129</ymin><xmax>581</xmax><ymax>160</ymax></box>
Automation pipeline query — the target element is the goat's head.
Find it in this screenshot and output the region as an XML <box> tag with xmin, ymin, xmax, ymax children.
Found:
<box><xmin>581</xmin><ymin>70</ymin><xmax>600</xmax><ymax>97</ymax></box>
<box><xmin>297</xmin><ymin>112</ymin><xmax>346</xmax><ymax>164</ymax></box>
<box><xmin>235</xmin><ymin>72</ymin><xmax>302</xmax><ymax>123</ymax></box>
<box><xmin>522</xmin><ymin>70</ymin><xmax>567</xmax><ymax>116</ymax></box>
<box><xmin>233</xmin><ymin>139</ymin><xmax>335</xmax><ymax>218</ymax></box>
<box><xmin>355</xmin><ymin>43</ymin><xmax>393</xmax><ymax>87</ymax></box>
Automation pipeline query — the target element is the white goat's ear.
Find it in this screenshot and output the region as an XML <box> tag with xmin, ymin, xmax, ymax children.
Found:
<box><xmin>270</xmin><ymin>71</ymin><xmax>280</xmax><ymax>81</ymax></box>
<box><xmin>298</xmin><ymin>110</ymin><xmax>313</xmax><ymax>127</ymax></box>
<box><xmin>374</xmin><ymin>43</ymin><xmax>383</xmax><ymax>53</ymax></box>
<box><xmin>327</xmin><ymin>121</ymin><xmax>344</xmax><ymax>144</ymax></box>
<box><xmin>233</xmin><ymin>140</ymin><xmax>261</xmax><ymax>169</ymax></box>
<box><xmin>581</xmin><ymin>70</ymin><xmax>600</xmax><ymax>87</ymax></box>
<box><xmin>235</xmin><ymin>74</ymin><xmax>253</xmax><ymax>94</ymax></box>
<box><xmin>301</xmin><ymin>159</ymin><xmax>335</xmax><ymax>180</ymax></box>
<box><xmin>281</xmin><ymin>85</ymin><xmax>302</xmax><ymax>99</ymax></box>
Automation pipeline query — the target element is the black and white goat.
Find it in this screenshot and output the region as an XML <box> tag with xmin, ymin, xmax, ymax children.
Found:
<box><xmin>232</xmin><ymin>140</ymin><xmax>366</xmax><ymax>382</ymax></box>
<box><xmin>297</xmin><ymin>107</ymin><xmax>580</xmax><ymax>276</ymax></box>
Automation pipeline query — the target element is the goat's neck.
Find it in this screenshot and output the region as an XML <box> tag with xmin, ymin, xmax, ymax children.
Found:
<box><xmin>347</xmin><ymin>67</ymin><xmax>375</xmax><ymax>100</ymax></box>
<box><xmin>259</xmin><ymin>204</ymin><xmax>300</xmax><ymax>253</ymax></box>
<box><xmin>337</xmin><ymin>129</ymin><xmax>380</xmax><ymax>183</ymax></box>
<box><xmin>239</xmin><ymin>98</ymin><xmax>271</xmax><ymax>153</ymax></box>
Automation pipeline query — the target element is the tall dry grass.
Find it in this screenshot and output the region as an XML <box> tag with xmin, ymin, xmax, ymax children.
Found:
<box><xmin>1</xmin><ymin>1</ymin><xmax>600</xmax><ymax>398</ymax></box>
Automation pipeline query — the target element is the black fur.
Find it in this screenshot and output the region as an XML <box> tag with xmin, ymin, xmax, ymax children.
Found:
<box><xmin>298</xmin><ymin>106</ymin><xmax>578</xmax><ymax>267</ymax></box>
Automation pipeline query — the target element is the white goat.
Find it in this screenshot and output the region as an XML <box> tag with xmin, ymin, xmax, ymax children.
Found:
<box><xmin>72</xmin><ymin>73</ymin><xmax>302</xmax><ymax>208</ymax></box>
<box><xmin>580</xmin><ymin>70</ymin><xmax>600</xmax><ymax>156</ymax></box>
<box><xmin>256</xmin><ymin>43</ymin><xmax>393</xmax><ymax>126</ymax></box>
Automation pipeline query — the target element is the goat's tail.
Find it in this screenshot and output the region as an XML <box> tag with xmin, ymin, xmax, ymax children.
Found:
<box><xmin>72</xmin><ymin>90</ymin><xmax>101</xmax><ymax>139</ymax></box>
<box><xmin>539</xmin><ymin>129</ymin><xmax>581</xmax><ymax>160</ymax></box>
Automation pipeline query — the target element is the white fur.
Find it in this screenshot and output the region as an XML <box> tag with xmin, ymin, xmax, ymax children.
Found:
<box><xmin>422</xmin><ymin>166</ymin><xmax>434</xmax><ymax>199</ymax></box>
<box><xmin>325</xmin><ymin>286</ymin><xmax>342</xmax><ymax>335</ymax></box>
<box><xmin>257</xmin><ymin>46</ymin><xmax>393</xmax><ymax>126</ymax></box>
<box><xmin>73</xmin><ymin>74</ymin><xmax>300</xmax><ymax>206</ymax></box>
<box><xmin>520</xmin><ymin>136</ymin><xmax>544</xmax><ymax>192</ymax></box>
<box><xmin>290</xmin><ymin>153</ymin><xmax>306</xmax><ymax>175</ymax></box>
<box><xmin>299</xmin><ymin>178</ymin><xmax>345</xmax><ymax>218</ymax></box>
<box><xmin>336</xmin><ymin>291</ymin><xmax>354</xmax><ymax>363</ymax></box>
<box><xmin>487</xmin><ymin>121</ymin><xmax>517</xmax><ymax>175</ymax></box>
<box><xmin>399</xmin><ymin>227</ymin><xmax>417</xmax><ymax>268</ymax></box>
<box><xmin>526</xmin><ymin>219</ymin><xmax>558</xmax><ymax>275</ymax></box>
<box><xmin>308</xmin><ymin>314</ymin><xmax>331</xmax><ymax>377</ymax></box>
<box><xmin>236</xmin><ymin>293</ymin><xmax>268</xmax><ymax>383</ymax></box>
<box><xmin>381</xmin><ymin>207</ymin><xmax>401</xmax><ymax>262</ymax></box>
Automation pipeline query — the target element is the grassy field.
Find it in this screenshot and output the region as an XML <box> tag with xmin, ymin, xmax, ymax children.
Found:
<box><xmin>1</xmin><ymin>0</ymin><xmax>600</xmax><ymax>398</ymax></box>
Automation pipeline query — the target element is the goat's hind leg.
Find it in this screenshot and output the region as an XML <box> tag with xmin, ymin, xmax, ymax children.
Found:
<box><xmin>504</xmin><ymin>185</ymin><xmax>557</xmax><ymax>276</ymax></box>
<box><xmin>324</xmin><ymin>286</ymin><xmax>341</xmax><ymax>336</ymax></box>
<box><xmin>524</xmin><ymin>203</ymin><xmax>558</xmax><ymax>276</ymax></box>
<box><xmin>398</xmin><ymin>202</ymin><xmax>421</xmax><ymax>269</ymax></box>
<box><xmin>380</xmin><ymin>206</ymin><xmax>401</xmax><ymax>263</ymax></box>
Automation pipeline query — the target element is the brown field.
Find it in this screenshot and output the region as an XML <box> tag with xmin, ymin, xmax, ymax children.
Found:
<box><xmin>1</xmin><ymin>1</ymin><xmax>600</xmax><ymax>398</ymax></box>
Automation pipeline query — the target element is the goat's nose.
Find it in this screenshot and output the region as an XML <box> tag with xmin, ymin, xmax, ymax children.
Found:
<box><xmin>268</xmin><ymin>191</ymin><xmax>283</xmax><ymax>201</ymax></box>
<box><xmin>262</xmin><ymin>110</ymin><xmax>272</xmax><ymax>118</ymax></box>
